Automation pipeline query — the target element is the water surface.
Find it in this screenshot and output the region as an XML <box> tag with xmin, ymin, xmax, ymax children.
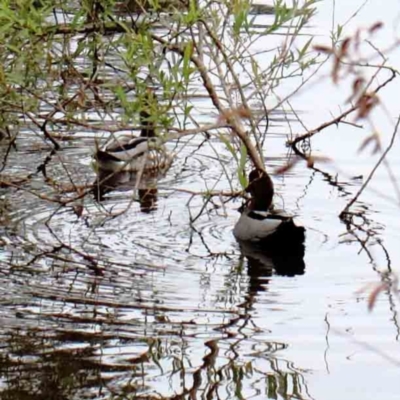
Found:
<box><xmin>1</xmin><ymin>1</ymin><xmax>400</xmax><ymax>399</ymax></box>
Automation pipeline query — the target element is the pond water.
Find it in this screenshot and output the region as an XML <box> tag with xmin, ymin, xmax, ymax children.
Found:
<box><xmin>1</xmin><ymin>1</ymin><xmax>400</xmax><ymax>399</ymax></box>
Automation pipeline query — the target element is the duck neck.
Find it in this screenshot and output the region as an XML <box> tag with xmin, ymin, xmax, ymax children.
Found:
<box><xmin>140</xmin><ymin>110</ymin><xmax>156</xmax><ymax>138</ymax></box>
<box><xmin>250</xmin><ymin>197</ymin><xmax>272</xmax><ymax>212</ymax></box>
<box><xmin>248</xmin><ymin>170</ymin><xmax>274</xmax><ymax>211</ymax></box>
<box><xmin>140</xmin><ymin>124</ymin><xmax>156</xmax><ymax>138</ymax></box>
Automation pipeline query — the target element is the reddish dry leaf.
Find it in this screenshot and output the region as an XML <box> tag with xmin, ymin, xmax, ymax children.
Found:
<box><xmin>217</xmin><ymin>110</ymin><xmax>230</xmax><ymax>124</ymax></box>
<box><xmin>353</xmin><ymin>77</ymin><xmax>365</xmax><ymax>94</ymax></box>
<box><xmin>332</xmin><ymin>55</ymin><xmax>340</xmax><ymax>84</ymax></box>
<box><xmin>218</xmin><ymin>106</ymin><xmax>253</xmax><ymax>123</ymax></box>
<box><xmin>306</xmin><ymin>155</ymin><xmax>331</xmax><ymax>168</ymax></box>
<box><xmin>354</xmin><ymin>29</ymin><xmax>361</xmax><ymax>52</ymax></box>
<box><xmin>371</xmin><ymin>139</ymin><xmax>382</xmax><ymax>155</ymax></box>
<box><xmin>367</xmin><ymin>282</ymin><xmax>388</xmax><ymax>311</ymax></box>
<box><xmin>339</xmin><ymin>37</ymin><xmax>351</xmax><ymax>57</ymax></box>
<box><xmin>313</xmin><ymin>45</ymin><xmax>334</xmax><ymax>54</ymax></box>
<box><xmin>235</xmin><ymin>105</ymin><xmax>253</xmax><ymax>119</ymax></box>
<box><xmin>276</xmin><ymin>154</ymin><xmax>333</xmax><ymax>173</ymax></box>
<box><xmin>356</xmin><ymin>94</ymin><xmax>379</xmax><ymax>119</ymax></box>
<box><xmin>274</xmin><ymin>159</ymin><xmax>299</xmax><ymax>174</ymax></box>
<box><xmin>347</xmin><ymin>77</ymin><xmax>366</xmax><ymax>103</ymax></box>
<box><xmin>369</xmin><ymin>21</ymin><xmax>383</xmax><ymax>34</ymax></box>
<box><xmin>357</xmin><ymin>134</ymin><xmax>377</xmax><ymax>153</ymax></box>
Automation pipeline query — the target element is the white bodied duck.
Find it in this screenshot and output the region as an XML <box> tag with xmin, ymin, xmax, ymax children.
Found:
<box><xmin>94</xmin><ymin>109</ymin><xmax>172</xmax><ymax>173</ymax></box>
<box><xmin>233</xmin><ymin>169</ymin><xmax>305</xmax><ymax>255</ymax></box>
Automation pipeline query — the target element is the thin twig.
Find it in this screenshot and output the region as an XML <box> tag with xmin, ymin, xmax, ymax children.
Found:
<box><xmin>340</xmin><ymin>114</ymin><xmax>400</xmax><ymax>216</ymax></box>
<box><xmin>288</xmin><ymin>68</ymin><xmax>396</xmax><ymax>147</ymax></box>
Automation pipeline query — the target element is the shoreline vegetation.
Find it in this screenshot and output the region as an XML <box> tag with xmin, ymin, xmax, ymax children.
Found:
<box><xmin>0</xmin><ymin>2</ymin><xmax>400</xmax><ymax>398</ymax></box>
<box><xmin>0</xmin><ymin>1</ymin><xmax>396</xmax><ymax>216</ymax></box>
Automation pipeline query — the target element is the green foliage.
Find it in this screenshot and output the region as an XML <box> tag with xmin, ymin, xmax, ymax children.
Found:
<box><xmin>181</xmin><ymin>0</ymin><xmax>200</xmax><ymax>25</ymax></box>
<box><xmin>267</xmin><ymin>0</ymin><xmax>318</xmax><ymax>34</ymax></box>
<box><xmin>232</xmin><ymin>0</ymin><xmax>251</xmax><ymax>36</ymax></box>
<box><xmin>182</xmin><ymin>42</ymin><xmax>195</xmax><ymax>85</ymax></box>
<box><xmin>0</xmin><ymin>0</ymin><xmax>321</xmax><ymax>184</ymax></box>
<box><xmin>238</xmin><ymin>144</ymin><xmax>248</xmax><ymax>188</ymax></box>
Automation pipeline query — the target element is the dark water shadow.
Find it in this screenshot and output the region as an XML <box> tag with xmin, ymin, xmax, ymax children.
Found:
<box><xmin>92</xmin><ymin>169</ymin><xmax>162</xmax><ymax>213</ymax></box>
<box><xmin>237</xmin><ymin>233</ymin><xmax>306</xmax><ymax>297</ymax></box>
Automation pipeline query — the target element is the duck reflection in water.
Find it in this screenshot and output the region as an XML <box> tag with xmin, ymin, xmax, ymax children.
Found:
<box><xmin>234</xmin><ymin>169</ymin><xmax>306</xmax><ymax>279</ymax></box>
<box><xmin>92</xmin><ymin>169</ymin><xmax>159</xmax><ymax>213</ymax></box>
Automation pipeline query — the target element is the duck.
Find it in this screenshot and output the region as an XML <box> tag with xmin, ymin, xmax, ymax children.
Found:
<box><xmin>92</xmin><ymin>168</ymin><xmax>159</xmax><ymax>212</ymax></box>
<box><xmin>233</xmin><ymin>169</ymin><xmax>305</xmax><ymax>257</ymax></box>
<box><xmin>93</xmin><ymin>109</ymin><xmax>173</xmax><ymax>173</ymax></box>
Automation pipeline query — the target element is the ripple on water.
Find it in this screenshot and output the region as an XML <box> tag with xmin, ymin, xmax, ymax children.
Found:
<box><xmin>1</xmin><ymin>132</ymin><xmax>324</xmax><ymax>400</ymax></box>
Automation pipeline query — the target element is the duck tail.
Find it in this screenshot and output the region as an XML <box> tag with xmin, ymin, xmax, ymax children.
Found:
<box><xmin>259</xmin><ymin>221</ymin><xmax>305</xmax><ymax>256</ymax></box>
<box><xmin>279</xmin><ymin>222</ymin><xmax>306</xmax><ymax>251</ymax></box>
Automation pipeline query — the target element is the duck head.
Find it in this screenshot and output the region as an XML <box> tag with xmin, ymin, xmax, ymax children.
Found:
<box><xmin>139</xmin><ymin>90</ymin><xmax>157</xmax><ymax>138</ymax></box>
<box><xmin>246</xmin><ymin>169</ymin><xmax>274</xmax><ymax>211</ymax></box>
<box><xmin>139</xmin><ymin>109</ymin><xmax>156</xmax><ymax>138</ymax></box>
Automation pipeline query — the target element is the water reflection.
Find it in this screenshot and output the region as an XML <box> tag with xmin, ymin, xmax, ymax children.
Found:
<box><xmin>0</xmin><ymin>325</ymin><xmax>312</xmax><ymax>400</ymax></box>
<box><xmin>92</xmin><ymin>169</ymin><xmax>160</xmax><ymax>212</ymax></box>
<box><xmin>235</xmin><ymin>209</ymin><xmax>306</xmax><ymax>282</ymax></box>
<box><xmin>236</xmin><ymin>235</ymin><xmax>305</xmax><ymax>303</ymax></box>
<box><xmin>239</xmin><ymin>238</ymin><xmax>306</xmax><ymax>278</ymax></box>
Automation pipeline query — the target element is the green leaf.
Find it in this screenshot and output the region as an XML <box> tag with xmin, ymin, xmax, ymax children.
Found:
<box><xmin>183</xmin><ymin>42</ymin><xmax>194</xmax><ymax>82</ymax></box>
<box><xmin>219</xmin><ymin>134</ymin><xmax>238</xmax><ymax>162</ymax></box>
<box><xmin>297</xmin><ymin>37</ymin><xmax>313</xmax><ymax>59</ymax></box>
<box><xmin>238</xmin><ymin>144</ymin><xmax>248</xmax><ymax>188</ymax></box>
<box><xmin>232</xmin><ymin>0</ymin><xmax>250</xmax><ymax>36</ymax></box>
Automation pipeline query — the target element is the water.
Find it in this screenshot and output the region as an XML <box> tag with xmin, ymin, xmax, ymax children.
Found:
<box><xmin>1</xmin><ymin>1</ymin><xmax>400</xmax><ymax>399</ymax></box>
